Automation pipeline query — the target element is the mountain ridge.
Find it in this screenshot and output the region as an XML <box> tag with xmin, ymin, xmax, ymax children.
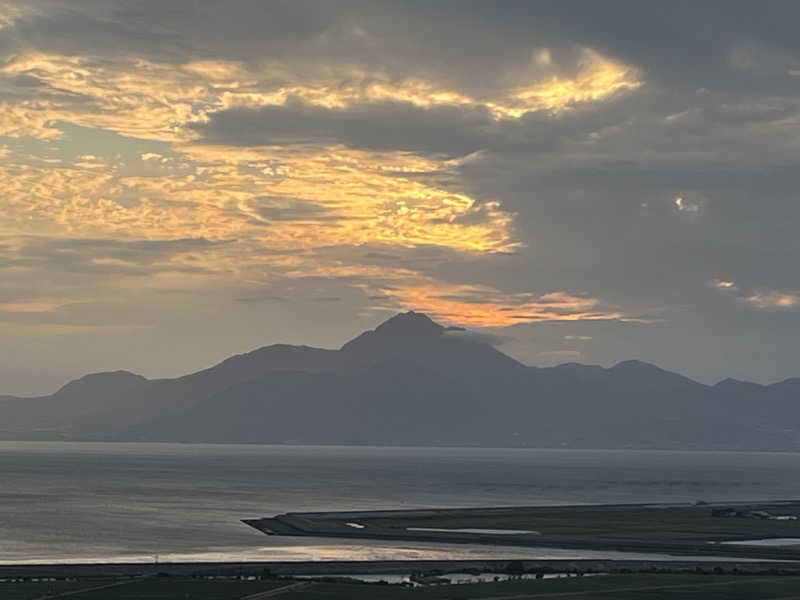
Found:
<box><xmin>1</xmin><ymin>311</ymin><xmax>798</xmax><ymax>449</ymax></box>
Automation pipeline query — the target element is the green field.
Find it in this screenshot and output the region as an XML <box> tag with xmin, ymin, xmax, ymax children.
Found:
<box><xmin>0</xmin><ymin>577</ymin><xmax>292</xmax><ymax>600</ymax></box>
<box><xmin>337</xmin><ymin>502</ymin><xmax>800</xmax><ymax>543</ymax></box>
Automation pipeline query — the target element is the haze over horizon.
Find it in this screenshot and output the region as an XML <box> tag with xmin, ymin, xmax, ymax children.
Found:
<box><xmin>2</xmin><ymin>1</ymin><xmax>799</xmax><ymax>395</ymax></box>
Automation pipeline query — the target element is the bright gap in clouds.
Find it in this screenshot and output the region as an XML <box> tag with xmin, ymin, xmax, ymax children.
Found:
<box><xmin>0</xmin><ymin>34</ymin><xmax>643</xmax><ymax>328</ymax></box>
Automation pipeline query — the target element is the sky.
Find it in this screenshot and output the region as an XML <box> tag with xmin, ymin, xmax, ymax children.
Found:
<box><xmin>1</xmin><ymin>1</ymin><xmax>799</xmax><ymax>395</ymax></box>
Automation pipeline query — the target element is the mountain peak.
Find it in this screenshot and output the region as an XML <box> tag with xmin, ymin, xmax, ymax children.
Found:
<box><xmin>610</xmin><ymin>359</ymin><xmax>703</xmax><ymax>387</ymax></box>
<box><xmin>56</xmin><ymin>370</ymin><xmax>147</xmax><ymax>396</ymax></box>
<box><xmin>373</xmin><ymin>311</ymin><xmax>444</xmax><ymax>336</ymax></box>
<box><xmin>715</xmin><ymin>377</ymin><xmax>762</xmax><ymax>390</ymax></box>
<box><xmin>769</xmin><ymin>377</ymin><xmax>800</xmax><ymax>390</ymax></box>
<box><xmin>612</xmin><ymin>359</ymin><xmax>656</xmax><ymax>370</ymax></box>
<box><xmin>341</xmin><ymin>311</ymin><xmax>449</xmax><ymax>352</ymax></box>
<box><xmin>610</xmin><ymin>359</ymin><xmax>675</xmax><ymax>376</ymax></box>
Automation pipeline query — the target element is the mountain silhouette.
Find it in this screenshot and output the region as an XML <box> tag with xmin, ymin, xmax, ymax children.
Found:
<box><xmin>341</xmin><ymin>311</ymin><xmax>524</xmax><ymax>377</ymax></box>
<box><xmin>1</xmin><ymin>311</ymin><xmax>798</xmax><ymax>449</ymax></box>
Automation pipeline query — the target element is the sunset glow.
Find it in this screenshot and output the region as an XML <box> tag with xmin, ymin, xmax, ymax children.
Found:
<box><xmin>2</xmin><ymin>1</ymin><xmax>797</xmax><ymax>393</ymax></box>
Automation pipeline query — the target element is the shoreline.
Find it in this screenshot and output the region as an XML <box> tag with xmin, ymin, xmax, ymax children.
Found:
<box><xmin>244</xmin><ymin>501</ymin><xmax>800</xmax><ymax>562</ymax></box>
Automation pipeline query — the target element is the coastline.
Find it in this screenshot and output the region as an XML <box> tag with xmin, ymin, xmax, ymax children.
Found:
<box><xmin>244</xmin><ymin>502</ymin><xmax>800</xmax><ymax>562</ymax></box>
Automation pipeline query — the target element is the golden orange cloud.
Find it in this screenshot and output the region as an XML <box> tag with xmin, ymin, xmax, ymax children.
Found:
<box><xmin>1</xmin><ymin>46</ymin><xmax>641</xmax><ymax>141</ymax></box>
<box><xmin>1</xmin><ymin>143</ymin><xmax>516</xmax><ymax>252</ymax></box>
<box><xmin>0</xmin><ymin>43</ymin><xmax>642</xmax><ymax>328</ymax></box>
<box><xmin>367</xmin><ymin>282</ymin><xmax>624</xmax><ymax>327</ymax></box>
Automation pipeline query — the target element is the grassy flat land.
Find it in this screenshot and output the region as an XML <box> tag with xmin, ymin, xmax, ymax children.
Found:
<box><xmin>6</xmin><ymin>574</ymin><xmax>800</xmax><ymax>599</ymax></box>
<box><xmin>0</xmin><ymin>577</ymin><xmax>292</xmax><ymax>600</ymax></box>
<box><xmin>0</xmin><ymin>579</ymin><xmax>118</xmax><ymax>600</ymax></box>
<box><xmin>311</xmin><ymin>502</ymin><xmax>800</xmax><ymax>543</ymax></box>
<box><xmin>276</xmin><ymin>575</ymin><xmax>800</xmax><ymax>599</ymax></box>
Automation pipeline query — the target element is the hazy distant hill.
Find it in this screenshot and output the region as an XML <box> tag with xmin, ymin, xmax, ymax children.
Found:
<box><xmin>1</xmin><ymin>311</ymin><xmax>798</xmax><ymax>449</ymax></box>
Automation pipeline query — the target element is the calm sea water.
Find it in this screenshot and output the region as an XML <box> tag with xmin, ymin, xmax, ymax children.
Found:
<box><xmin>2</xmin><ymin>442</ymin><xmax>800</xmax><ymax>564</ymax></box>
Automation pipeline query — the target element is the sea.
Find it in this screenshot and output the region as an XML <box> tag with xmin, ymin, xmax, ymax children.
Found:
<box><xmin>2</xmin><ymin>442</ymin><xmax>800</xmax><ymax>564</ymax></box>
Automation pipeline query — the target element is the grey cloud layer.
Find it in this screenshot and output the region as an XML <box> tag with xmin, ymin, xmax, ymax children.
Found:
<box><xmin>9</xmin><ymin>1</ymin><xmax>800</xmax><ymax>93</ymax></box>
<box><xmin>192</xmin><ymin>100</ymin><xmax>497</xmax><ymax>156</ymax></box>
<box><xmin>0</xmin><ymin>236</ymin><xmax>223</xmax><ymax>308</ymax></box>
<box><xmin>2</xmin><ymin>1</ymin><xmax>800</xmax><ymax>391</ymax></box>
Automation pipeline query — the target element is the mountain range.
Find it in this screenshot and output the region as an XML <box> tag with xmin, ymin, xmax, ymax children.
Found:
<box><xmin>1</xmin><ymin>311</ymin><xmax>798</xmax><ymax>450</ymax></box>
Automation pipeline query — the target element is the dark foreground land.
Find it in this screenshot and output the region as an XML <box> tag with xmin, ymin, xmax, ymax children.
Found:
<box><xmin>6</xmin><ymin>501</ymin><xmax>800</xmax><ymax>598</ymax></box>
<box><xmin>273</xmin><ymin>576</ymin><xmax>800</xmax><ymax>600</ymax></box>
<box><xmin>245</xmin><ymin>500</ymin><xmax>800</xmax><ymax>561</ymax></box>
<box><xmin>7</xmin><ymin>573</ymin><xmax>800</xmax><ymax>600</ymax></box>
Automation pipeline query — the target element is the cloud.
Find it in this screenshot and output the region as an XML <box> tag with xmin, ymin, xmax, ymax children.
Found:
<box><xmin>365</xmin><ymin>280</ymin><xmax>630</xmax><ymax>327</ymax></box>
<box><xmin>744</xmin><ymin>291</ymin><xmax>800</xmax><ymax>309</ymax></box>
<box><xmin>0</xmin><ymin>142</ymin><xmax>518</xmax><ymax>263</ymax></box>
<box><xmin>441</xmin><ymin>329</ymin><xmax>511</xmax><ymax>346</ymax></box>
<box><xmin>247</xmin><ymin>197</ymin><xmax>334</xmax><ymax>222</ymax></box>
<box><xmin>0</xmin><ymin>7</ymin><xmax>641</xmax><ymax>147</ymax></box>
<box><xmin>0</xmin><ymin>300</ymin><xmax>155</xmax><ymax>327</ymax></box>
<box><xmin>2</xmin><ymin>236</ymin><xmax>222</xmax><ymax>272</ymax></box>
<box><xmin>236</xmin><ymin>294</ymin><xmax>287</xmax><ymax>304</ymax></box>
<box><xmin>2</xmin><ymin>1</ymin><xmax>800</xmax><ymax>391</ymax></box>
<box><xmin>709</xmin><ymin>279</ymin><xmax>799</xmax><ymax>310</ymax></box>
<box><xmin>191</xmin><ymin>99</ymin><xmax>497</xmax><ymax>156</ymax></box>
<box><xmin>710</xmin><ymin>279</ymin><xmax>738</xmax><ymax>290</ymax></box>
<box><xmin>674</xmin><ymin>196</ymin><xmax>700</xmax><ymax>213</ymax></box>
<box><xmin>0</xmin><ymin>235</ymin><xmax>225</xmax><ymax>321</ymax></box>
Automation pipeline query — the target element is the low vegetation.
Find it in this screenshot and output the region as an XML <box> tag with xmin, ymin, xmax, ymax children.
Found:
<box><xmin>7</xmin><ymin>573</ymin><xmax>800</xmax><ymax>600</ymax></box>
<box><xmin>272</xmin><ymin>575</ymin><xmax>800</xmax><ymax>599</ymax></box>
<box><xmin>342</xmin><ymin>502</ymin><xmax>800</xmax><ymax>543</ymax></box>
<box><xmin>0</xmin><ymin>577</ymin><xmax>291</xmax><ymax>600</ymax></box>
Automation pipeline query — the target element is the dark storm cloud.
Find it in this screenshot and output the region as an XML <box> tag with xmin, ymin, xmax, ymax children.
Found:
<box><xmin>193</xmin><ymin>83</ymin><xmax>800</xmax><ymax>169</ymax></box>
<box><xmin>403</xmin><ymin>1</ymin><xmax>800</xmax><ymax>94</ymax></box>
<box><xmin>0</xmin><ymin>1</ymin><xmax>343</xmax><ymax>63</ymax></box>
<box><xmin>192</xmin><ymin>99</ymin><xmax>497</xmax><ymax>156</ymax></box>
<box><xmin>8</xmin><ymin>1</ymin><xmax>800</xmax><ymax>96</ymax></box>
<box><xmin>0</xmin><ymin>1</ymin><xmax>566</xmax><ymax>92</ymax></box>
